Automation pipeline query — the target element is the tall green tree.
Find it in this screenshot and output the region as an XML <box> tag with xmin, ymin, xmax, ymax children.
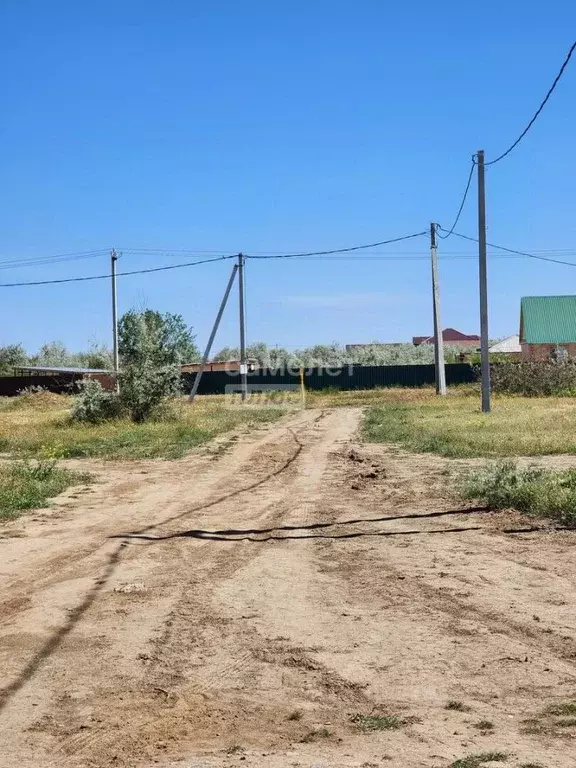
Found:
<box><xmin>0</xmin><ymin>344</ymin><xmax>28</xmax><ymax>376</ymax></box>
<box><xmin>118</xmin><ymin>310</ymin><xmax>199</xmax><ymax>366</ymax></box>
<box><xmin>117</xmin><ymin>309</ymin><xmax>197</xmax><ymax>422</ymax></box>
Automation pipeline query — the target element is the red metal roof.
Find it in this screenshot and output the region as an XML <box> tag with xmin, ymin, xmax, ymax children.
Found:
<box><xmin>413</xmin><ymin>328</ymin><xmax>480</xmax><ymax>345</ymax></box>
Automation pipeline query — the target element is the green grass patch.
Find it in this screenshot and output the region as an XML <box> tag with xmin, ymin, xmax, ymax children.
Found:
<box><xmin>0</xmin><ymin>460</ymin><xmax>91</xmax><ymax>520</ymax></box>
<box><xmin>449</xmin><ymin>753</ymin><xmax>508</xmax><ymax>768</ymax></box>
<box><xmin>458</xmin><ymin>461</ymin><xmax>576</xmax><ymax>528</ymax></box>
<box><xmin>522</xmin><ymin>700</ymin><xmax>576</xmax><ymax>737</ymax></box>
<box><xmin>350</xmin><ymin>713</ymin><xmax>404</xmax><ymax>732</ymax></box>
<box><xmin>363</xmin><ymin>395</ymin><xmax>576</xmax><ymax>458</ymax></box>
<box><xmin>0</xmin><ymin>394</ymin><xmax>286</xmax><ymax>460</ymax></box>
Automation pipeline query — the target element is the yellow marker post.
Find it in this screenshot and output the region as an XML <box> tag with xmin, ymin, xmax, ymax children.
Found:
<box><xmin>299</xmin><ymin>367</ymin><xmax>306</xmax><ymax>409</ymax></box>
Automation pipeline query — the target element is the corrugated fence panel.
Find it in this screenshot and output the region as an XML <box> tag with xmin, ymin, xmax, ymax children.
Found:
<box><xmin>0</xmin><ymin>365</ymin><xmax>476</xmax><ymax>398</ymax></box>
<box><xmin>182</xmin><ymin>364</ymin><xmax>476</xmax><ymax>395</ymax></box>
<box><xmin>0</xmin><ymin>375</ymin><xmax>83</xmax><ymax>397</ymax></box>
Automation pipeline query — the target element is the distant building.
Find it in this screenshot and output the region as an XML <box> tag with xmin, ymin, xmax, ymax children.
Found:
<box><xmin>412</xmin><ymin>328</ymin><xmax>480</xmax><ymax>347</ymax></box>
<box><xmin>181</xmin><ymin>359</ymin><xmax>258</xmax><ymax>373</ymax></box>
<box><xmin>13</xmin><ymin>365</ymin><xmax>115</xmax><ymax>390</ymax></box>
<box><xmin>489</xmin><ymin>334</ymin><xmax>521</xmax><ymax>357</ymax></box>
<box><xmin>520</xmin><ymin>295</ymin><xmax>576</xmax><ymax>361</ymax></box>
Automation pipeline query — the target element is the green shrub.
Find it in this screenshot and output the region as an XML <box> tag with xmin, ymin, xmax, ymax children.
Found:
<box><xmin>72</xmin><ymin>380</ymin><xmax>123</xmax><ymax>423</ymax></box>
<box><xmin>118</xmin><ymin>362</ymin><xmax>181</xmax><ymax>423</ymax></box>
<box><xmin>458</xmin><ymin>460</ymin><xmax>576</xmax><ymax>527</ymax></box>
<box><xmin>490</xmin><ymin>361</ymin><xmax>576</xmax><ymax>396</ymax></box>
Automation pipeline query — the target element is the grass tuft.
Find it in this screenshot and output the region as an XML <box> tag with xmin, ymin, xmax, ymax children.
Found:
<box><xmin>522</xmin><ymin>700</ymin><xmax>576</xmax><ymax>737</ymax></box>
<box><xmin>545</xmin><ymin>701</ymin><xmax>576</xmax><ymax>717</ymax></box>
<box><xmin>474</xmin><ymin>720</ymin><xmax>494</xmax><ymax>731</ymax></box>
<box><xmin>224</xmin><ymin>745</ymin><xmax>245</xmax><ymax>755</ymax></box>
<box><xmin>298</xmin><ymin>727</ymin><xmax>331</xmax><ymax>743</ymax></box>
<box><xmin>457</xmin><ymin>461</ymin><xmax>576</xmax><ymax>527</ymax></box>
<box><xmin>445</xmin><ymin>700</ymin><xmax>472</xmax><ymax>712</ymax></box>
<box><xmin>350</xmin><ymin>713</ymin><xmax>404</xmax><ymax>731</ymax></box>
<box><xmin>0</xmin><ymin>459</ymin><xmax>91</xmax><ymax>520</ymax></box>
<box><xmin>449</xmin><ymin>752</ymin><xmax>508</xmax><ymax>768</ymax></box>
<box><xmin>287</xmin><ymin>710</ymin><xmax>303</xmax><ymax>721</ymax></box>
<box><xmin>519</xmin><ymin>764</ymin><xmax>546</xmax><ymax>768</ymax></box>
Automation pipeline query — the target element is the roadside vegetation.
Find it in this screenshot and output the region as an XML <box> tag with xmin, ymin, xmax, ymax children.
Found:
<box><xmin>457</xmin><ymin>460</ymin><xmax>576</xmax><ymax>528</ymax></box>
<box><xmin>0</xmin><ymin>310</ymin><xmax>288</xmax><ymax>461</ymax></box>
<box><xmin>0</xmin><ymin>392</ymin><xmax>285</xmax><ymax>460</ymax></box>
<box><xmin>363</xmin><ymin>391</ymin><xmax>576</xmax><ymax>457</ymax></box>
<box><xmin>490</xmin><ymin>361</ymin><xmax>576</xmax><ymax>397</ymax></box>
<box><xmin>0</xmin><ymin>459</ymin><xmax>91</xmax><ymax>520</ymax></box>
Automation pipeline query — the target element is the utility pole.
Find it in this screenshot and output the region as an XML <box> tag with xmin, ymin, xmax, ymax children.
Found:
<box><xmin>430</xmin><ymin>223</ymin><xmax>447</xmax><ymax>395</ymax></box>
<box><xmin>111</xmin><ymin>248</ymin><xmax>119</xmax><ymax>392</ymax></box>
<box><xmin>238</xmin><ymin>252</ymin><xmax>248</xmax><ymax>402</ymax></box>
<box><xmin>477</xmin><ymin>150</ymin><xmax>491</xmax><ymax>413</ymax></box>
<box><xmin>189</xmin><ymin>264</ymin><xmax>239</xmax><ymax>402</ymax></box>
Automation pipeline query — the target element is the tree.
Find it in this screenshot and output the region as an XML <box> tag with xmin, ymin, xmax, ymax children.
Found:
<box><xmin>29</xmin><ymin>340</ymin><xmax>71</xmax><ymax>367</ymax></box>
<box><xmin>0</xmin><ymin>344</ymin><xmax>28</xmax><ymax>376</ymax></box>
<box><xmin>75</xmin><ymin>343</ymin><xmax>114</xmax><ymax>370</ymax></box>
<box><xmin>117</xmin><ymin>309</ymin><xmax>193</xmax><ymax>422</ymax></box>
<box><xmin>118</xmin><ymin>310</ymin><xmax>199</xmax><ymax>366</ymax></box>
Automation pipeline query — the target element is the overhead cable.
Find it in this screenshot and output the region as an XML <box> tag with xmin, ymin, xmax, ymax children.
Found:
<box><xmin>0</xmin><ymin>254</ymin><xmax>237</xmax><ymax>288</ymax></box>
<box><xmin>246</xmin><ymin>231</ymin><xmax>428</xmax><ymax>259</ymax></box>
<box><xmin>0</xmin><ymin>249</ymin><xmax>109</xmax><ymax>271</ymax></box>
<box><xmin>484</xmin><ymin>39</ymin><xmax>576</xmax><ymax>166</ymax></box>
<box><xmin>437</xmin><ymin>227</ymin><xmax>576</xmax><ymax>268</ymax></box>
<box><xmin>437</xmin><ymin>160</ymin><xmax>476</xmax><ymax>239</ymax></box>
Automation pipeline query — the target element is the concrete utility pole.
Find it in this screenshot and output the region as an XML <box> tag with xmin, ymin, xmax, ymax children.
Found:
<box><xmin>476</xmin><ymin>150</ymin><xmax>491</xmax><ymax>413</ymax></box>
<box><xmin>189</xmin><ymin>264</ymin><xmax>239</xmax><ymax>402</ymax></box>
<box><xmin>238</xmin><ymin>252</ymin><xmax>248</xmax><ymax>402</ymax></box>
<box><xmin>430</xmin><ymin>223</ymin><xmax>447</xmax><ymax>395</ymax></box>
<box><xmin>111</xmin><ymin>248</ymin><xmax>120</xmax><ymax>392</ymax></box>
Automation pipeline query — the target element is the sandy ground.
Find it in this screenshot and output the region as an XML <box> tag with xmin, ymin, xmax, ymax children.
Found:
<box><xmin>1</xmin><ymin>407</ymin><xmax>576</xmax><ymax>768</ymax></box>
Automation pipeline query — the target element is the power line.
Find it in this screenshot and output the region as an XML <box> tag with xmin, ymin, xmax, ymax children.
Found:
<box><xmin>0</xmin><ymin>249</ymin><xmax>109</xmax><ymax>270</ymax></box>
<box><xmin>437</xmin><ymin>226</ymin><xmax>576</xmax><ymax>268</ymax></box>
<box><xmin>121</xmin><ymin>248</ymin><xmax>237</xmax><ymax>255</ymax></box>
<box><xmin>246</xmin><ymin>231</ymin><xmax>428</xmax><ymax>259</ymax></box>
<box><xmin>437</xmin><ymin>159</ymin><xmax>476</xmax><ymax>240</ymax></box>
<box><xmin>0</xmin><ymin>231</ymin><xmax>428</xmax><ymax>286</ymax></box>
<box><xmin>484</xmin><ymin>39</ymin><xmax>576</xmax><ymax>166</ymax></box>
<box><xmin>0</xmin><ymin>254</ymin><xmax>237</xmax><ymax>288</ymax></box>
<box><xmin>266</xmin><ymin>253</ymin><xmax>530</xmax><ymax>261</ymax></box>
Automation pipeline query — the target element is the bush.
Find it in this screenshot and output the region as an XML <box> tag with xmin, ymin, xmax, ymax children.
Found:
<box><xmin>118</xmin><ymin>362</ymin><xmax>181</xmax><ymax>423</ymax></box>
<box><xmin>457</xmin><ymin>460</ymin><xmax>576</xmax><ymax>527</ymax></box>
<box><xmin>72</xmin><ymin>380</ymin><xmax>123</xmax><ymax>423</ymax></box>
<box><xmin>490</xmin><ymin>361</ymin><xmax>576</xmax><ymax>396</ymax></box>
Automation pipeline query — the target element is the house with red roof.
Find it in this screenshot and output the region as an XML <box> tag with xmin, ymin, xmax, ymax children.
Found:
<box><xmin>412</xmin><ymin>328</ymin><xmax>480</xmax><ymax>347</ymax></box>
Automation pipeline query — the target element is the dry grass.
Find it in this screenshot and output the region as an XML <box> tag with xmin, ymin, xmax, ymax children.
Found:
<box><xmin>361</xmin><ymin>390</ymin><xmax>576</xmax><ymax>457</ymax></box>
<box><xmin>0</xmin><ymin>393</ymin><xmax>287</xmax><ymax>460</ymax></box>
<box><xmin>5</xmin><ymin>386</ymin><xmax>576</xmax><ymax>462</ymax></box>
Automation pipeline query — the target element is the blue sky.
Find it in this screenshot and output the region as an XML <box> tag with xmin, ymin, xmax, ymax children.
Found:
<box><xmin>1</xmin><ymin>1</ymin><xmax>575</xmax><ymax>353</ymax></box>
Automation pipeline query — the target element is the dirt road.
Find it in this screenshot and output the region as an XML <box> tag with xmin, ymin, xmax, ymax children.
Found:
<box><xmin>1</xmin><ymin>408</ymin><xmax>576</xmax><ymax>768</ymax></box>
